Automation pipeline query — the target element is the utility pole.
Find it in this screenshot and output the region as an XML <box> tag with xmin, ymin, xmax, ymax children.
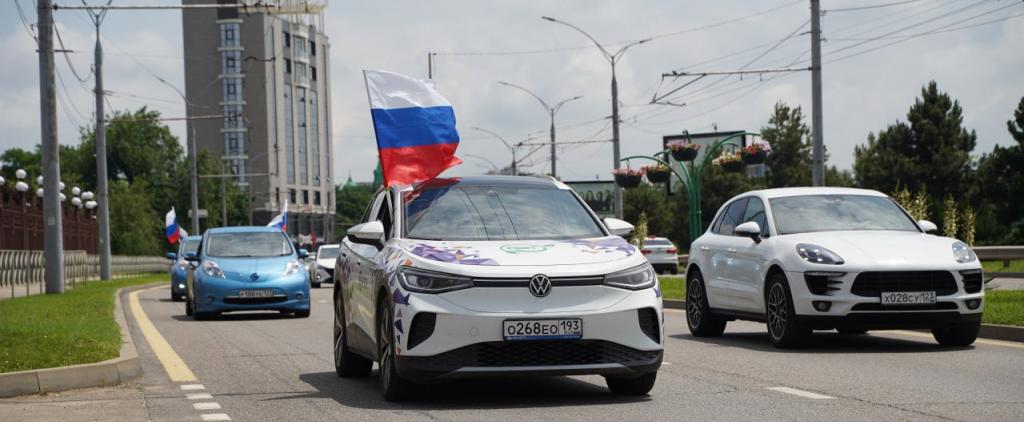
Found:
<box><xmin>427</xmin><ymin>52</ymin><xmax>434</xmax><ymax>79</ymax></box>
<box><xmin>38</xmin><ymin>0</ymin><xmax>64</xmax><ymax>293</ymax></box>
<box><xmin>810</xmin><ymin>0</ymin><xmax>825</xmax><ymax>186</ymax></box>
<box><xmin>189</xmin><ymin>109</ymin><xmax>200</xmax><ymax>233</ymax></box>
<box><xmin>88</xmin><ymin>3</ymin><xmax>112</xmax><ymax>280</ymax></box>
<box><xmin>220</xmin><ymin>160</ymin><xmax>227</xmax><ymax>226</ymax></box>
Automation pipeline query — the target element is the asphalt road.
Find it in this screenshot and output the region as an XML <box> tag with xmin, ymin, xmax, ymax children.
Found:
<box><xmin>4</xmin><ymin>284</ymin><xmax>1024</xmax><ymax>421</ymax></box>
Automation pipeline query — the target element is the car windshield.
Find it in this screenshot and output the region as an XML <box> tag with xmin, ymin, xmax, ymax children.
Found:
<box><xmin>181</xmin><ymin>239</ymin><xmax>200</xmax><ymax>255</ymax></box>
<box><xmin>318</xmin><ymin>247</ymin><xmax>340</xmax><ymax>259</ymax></box>
<box><xmin>404</xmin><ymin>186</ymin><xmax>605</xmax><ymax>241</ymax></box>
<box><xmin>205</xmin><ymin>232</ymin><xmax>294</xmax><ymax>258</ymax></box>
<box><xmin>769</xmin><ymin>194</ymin><xmax>920</xmax><ymax>235</ymax></box>
<box><xmin>645</xmin><ymin>239</ymin><xmax>671</xmax><ymax>246</ymax></box>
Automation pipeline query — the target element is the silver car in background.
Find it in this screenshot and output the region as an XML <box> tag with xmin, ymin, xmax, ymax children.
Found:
<box><xmin>642</xmin><ymin>237</ymin><xmax>679</xmax><ymax>274</ymax></box>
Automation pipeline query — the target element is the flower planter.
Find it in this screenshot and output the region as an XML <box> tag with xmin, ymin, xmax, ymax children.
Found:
<box><xmin>742</xmin><ymin>149</ymin><xmax>767</xmax><ymax>165</ymax></box>
<box><xmin>672</xmin><ymin>148</ymin><xmax>699</xmax><ymax>162</ymax></box>
<box><xmin>720</xmin><ymin>160</ymin><xmax>747</xmax><ymax>173</ymax></box>
<box><xmin>614</xmin><ymin>173</ymin><xmax>644</xmax><ymax>188</ymax></box>
<box><xmin>645</xmin><ymin>169</ymin><xmax>671</xmax><ymax>184</ymax></box>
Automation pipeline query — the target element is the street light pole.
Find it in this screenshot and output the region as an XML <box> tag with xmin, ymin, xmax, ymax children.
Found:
<box><xmin>38</xmin><ymin>0</ymin><xmax>64</xmax><ymax>294</ymax></box>
<box><xmin>541</xmin><ymin>16</ymin><xmax>650</xmax><ymax>218</ymax></box>
<box><xmin>472</xmin><ymin>127</ymin><xmax>523</xmax><ymax>175</ymax></box>
<box><xmin>496</xmin><ymin>81</ymin><xmax>581</xmax><ymax>178</ymax></box>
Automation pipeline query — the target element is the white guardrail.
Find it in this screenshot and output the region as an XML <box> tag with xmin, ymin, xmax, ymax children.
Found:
<box><xmin>0</xmin><ymin>250</ymin><xmax>167</xmax><ymax>297</ymax></box>
<box><xmin>677</xmin><ymin>246</ymin><xmax>1024</xmax><ymax>266</ymax></box>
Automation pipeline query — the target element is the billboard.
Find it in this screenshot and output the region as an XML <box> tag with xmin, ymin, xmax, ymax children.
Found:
<box><xmin>565</xmin><ymin>180</ymin><xmax>615</xmax><ymax>218</ymax></box>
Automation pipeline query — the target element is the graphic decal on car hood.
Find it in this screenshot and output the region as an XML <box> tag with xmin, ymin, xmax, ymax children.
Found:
<box><xmin>563</xmin><ymin>237</ymin><xmax>636</xmax><ymax>255</ymax></box>
<box><xmin>408</xmin><ymin>243</ymin><xmax>499</xmax><ymax>266</ymax></box>
<box><xmin>399</xmin><ymin>236</ymin><xmax>637</xmax><ymax>267</ymax></box>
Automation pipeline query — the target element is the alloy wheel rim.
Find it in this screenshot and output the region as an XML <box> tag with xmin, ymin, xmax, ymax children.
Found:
<box><xmin>767</xmin><ymin>283</ymin><xmax>787</xmax><ymax>340</ymax></box>
<box><xmin>334</xmin><ymin>296</ymin><xmax>344</xmax><ymax>368</ymax></box>
<box><xmin>687</xmin><ymin>280</ymin><xmax>703</xmax><ymax>327</ymax></box>
<box><xmin>378</xmin><ymin>304</ymin><xmax>392</xmax><ymax>388</ymax></box>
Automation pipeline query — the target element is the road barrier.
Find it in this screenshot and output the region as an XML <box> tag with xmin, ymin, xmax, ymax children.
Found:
<box><xmin>0</xmin><ymin>250</ymin><xmax>166</xmax><ymax>298</ymax></box>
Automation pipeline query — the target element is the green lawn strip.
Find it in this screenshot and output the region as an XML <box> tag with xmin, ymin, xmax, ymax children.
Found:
<box><xmin>659</xmin><ymin>275</ymin><xmax>686</xmax><ymax>301</ymax></box>
<box><xmin>983</xmin><ymin>290</ymin><xmax>1024</xmax><ymax>326</ymax></box>
<box><xmin>0</xmin><ymin>274</ymin><xmax>165</xmax><ymax>373</ymax></box>
<box><xmin>982</xmin><ymin>260</ymin><xmax>1024</xmax><ymax>274</ymax></box>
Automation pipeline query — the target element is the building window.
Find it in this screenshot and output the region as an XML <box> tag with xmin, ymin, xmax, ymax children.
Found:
<box><xmin>314</xmin><ymin>191</ymin><xmax>321</xmax><ymax>206</ymax></box>
<box><xmin>222</xmin><ymin>50</ymin><xmax>240</xmax><ymax>75</ymax></box>
<box><xmin>283</xmin><ymin>31</ymin><xmax>291</xmax><ymax>48</ymax></box>
<box><xmin>294</xmin><ymin>36</ymin><xmax>307</xmax><ymax>58</ymax></box>
<box><xmin>284</xmin><ymin>86</ymin><xmax>295</xmax><ymax>184</ymax></box>
<box><xmin>224</xmin><ymin>104</ymin><xmax>243</xmax><ymax>129</ymax></box>
<box><xmin>310</xmin><ymin>90</ymin><xmax>320</xmax><ymax>187</ymax></box>
<box><xmin>311</xmin><ymin>66</ymin><xmax>316</xmax><ymax>81</ymax></box>
<box><xmin>220</xmin><ymin>23</ymin><xmax>239</xmax><ymax>48</ymax></box>
<box><xmin>276</xmin><ymin>187</ymin><xmax>280</xmax><ymax>204</ymax></box>
<box><xmin>222</xmin><ymin>78</ymin><xmax>241</xmax><ymax>102</ymax></box>
<box><xmin>297</xmin><ymin>87</ymin><xmax>308</xmax><ymax>184</ymax></box>
<box><xmin>310</xmin><ymin>40</ymin><xmax>316</xmax><ymax>56</ymax></box>
<box><xmin>284</xmin><ymin>58</ymin><xmax>291</xmax><ymax>74</ymax></box>
<box><xmin>289</xmin><ymin>189</ymin><xmax>297</xmax><ymax>204</ymax></box>
<box><xmin>302</xmin><ymin>190</ymin><xmax>309</xmax><ymax>205</ymax></box>
<box><xmin>224</xmin><ymin>131</ymin><xmax>244</xmax><ymax>155</ymax></box>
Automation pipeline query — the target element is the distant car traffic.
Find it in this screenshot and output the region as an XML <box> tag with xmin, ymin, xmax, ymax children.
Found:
<box><xmin>642</xmin><ymin>237</ymin><xmax>679</xmax><ymax>274</ymax></box>
<box><xmin>686</xmin><ymin>187</ymin><xmax>984</xmax><ymax>348</ymax></box>
<box><xmin>184</xmin><ymin>226</ymin><xmax>312</xmax><ymax>319</ymax></box>
<box><xmin>310</xmin><ymin>244</ymin><xmax>340</xmax><ymax>288</ymax></box>
<box><xmin>166</xmin><ymin>235</ymin><xmax>201</xmax><ymax>301</ymax></box>
<box><xmin>333</xmin><ymin>176</ymin><xmax>663</xmax><ymax>401</ymax></box>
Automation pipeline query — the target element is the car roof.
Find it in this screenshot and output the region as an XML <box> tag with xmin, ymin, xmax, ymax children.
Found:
<box><xmin>205</xmin><ymin>226</ymin><xmax>286</xmax><ymax>235</ymax></box>
<box><xmin>401</xmin><ymin>175</ymin><xmax>564</xmax><ymax>191</ymax></box>
<box><xmin>184</xmin><ymin>235</ymin><xmax>202</xmax><ymax>241</ymax></box>
<box><xmin>745</xmin><ymin>187</ymin><xmax>888</xmax><ymax>200</ymax></box>
<box><xmin>318</xmin><ymin>244</ymin><xmax>340</xmax><ymax>249</ymax></box>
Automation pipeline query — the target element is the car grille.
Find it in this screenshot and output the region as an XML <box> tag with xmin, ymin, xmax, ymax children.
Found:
<box><xmin>638</xmin><ymin>308</ymin><xmax>660</xmax><ymax>343</ymax></box>
<box><xmin>960</xmin><ymin>270</ymin><xmax>983</xmax><ymax>294</ymax></box>
<box><xmin>850</xmin><ymin>271</ymin><xmax>958</xmax><ymax>297</ymax></box>
<box><xmin>412</xmin><ymin>340</ymin><xmax>661</xmax><ymax>371</ymax></box>
<box><xmin>804</xmin><ymin>273</ymin><xmax>842</xmax><ymax>295</ymax></box>
<box><xmin>472</xmin><ymin>275</ymin><xmax>604</xmax><ymax>287</ymax></box>
<box><xmin>850</xmin><ymin>302</ymin><xmax>958</xmax><ymax>311</ymax></box>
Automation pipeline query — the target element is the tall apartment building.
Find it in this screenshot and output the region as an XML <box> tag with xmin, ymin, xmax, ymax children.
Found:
<box><xmin>182</xmin><ymin>0</ymin><xmax>334</xmax><ymax>242</ymax></box>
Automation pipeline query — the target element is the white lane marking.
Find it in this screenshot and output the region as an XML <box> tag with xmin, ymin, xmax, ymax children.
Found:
<box><xmin>316</xmin><ymin>300</ymin><xmax>328</xmax><ymax>303</ymax></box>
<box><xmin>180</xmin><ymin>384</ymin><xmax>206</xmax><ymax>391</ymax></box>
<box><xmin>767</xmin><ymin>386</ymin><xmax>835</xmax><ymax>400</ymax></box>
<box><xmin>186</xmin><ymin>393</ymin><xmax>214</xmax><ymax>400</ymax></box>
<box><xmin>884</xmin><ymin>330</ymin><xmax>1024</xmax><ymax>350</ymax></box>
<box><xmin>194</xmin><ymin>402</ymin><xmax>222</xmax><ymax>410</ymax></box>
<box><xmin>662</xmin><ymin>362</ymin><xmax>672</xmax><ymax>365</ymax></box>
<box><xmin>200</xmin><ymin>414</ymin><xmax>232</xmax><ymax>421</ymax></box>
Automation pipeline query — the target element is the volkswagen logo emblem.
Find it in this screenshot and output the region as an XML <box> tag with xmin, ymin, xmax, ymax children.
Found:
<box><xmin>250</xmin><ymin>272</ymin><xmax>260</xmax><ymax>281</ymax></box>
<box><xmin>528</xmin><ymin>274</ymin><xmax>552</xmax><ymax>298</ymax></box>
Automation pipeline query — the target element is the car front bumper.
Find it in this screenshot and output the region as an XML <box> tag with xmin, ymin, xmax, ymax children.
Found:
<box><xmin>194</xmin><ymin>275</ymin><xmax>310</xmax><ymax>313</ymax></box>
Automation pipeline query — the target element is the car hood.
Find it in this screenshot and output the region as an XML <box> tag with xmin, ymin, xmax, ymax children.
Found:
<box><xmin>775</xmin><ymin>231</ymin><xmax>961</xmax><ymax>267</ymax></box>
<box><xmin>396</xmin><ymin>236</ymin><xmax>639</xmax><ymax>267</ymax></box>
<box><xmin>207</xmin><ymin>256</ymin><xmax>296</xmax><ymax>280</ymax></box>
<box><xmin>317</xmin><ymin>258</ymin><xmax>336</xmax><ymax>269</ymax></box>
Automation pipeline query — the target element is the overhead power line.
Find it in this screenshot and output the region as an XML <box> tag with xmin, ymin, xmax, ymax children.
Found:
<box><xmin>825</xmin><ymin>0</ymin><xmax>926</xmax><ymax>13</ymax></box>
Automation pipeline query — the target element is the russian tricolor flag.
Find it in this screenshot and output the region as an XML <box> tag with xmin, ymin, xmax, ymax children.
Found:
<box><xmin>267</xmin><ymin>200</ymin><xmax>288</xmax><ymax>232</ymax></box>
<box><xmin>364</xmin><ymin>70</ymin><xmax>462</xmax><ymax>186</ymax></box>
<box><xmin>165</xmin><ymin>207</ymin><xmax>182</xmax><ymax>244</ymax></box>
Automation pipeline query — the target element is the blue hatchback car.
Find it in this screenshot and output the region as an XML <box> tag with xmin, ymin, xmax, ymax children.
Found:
<box><xmin>184</xmin><ymin>226</ymin><xmax>311</xmax><ymax>319</ymax></box>
<box><xmin>167</xmin><ymin>235</ymin><xmax>202</xmax><ymax>301</ymax></box>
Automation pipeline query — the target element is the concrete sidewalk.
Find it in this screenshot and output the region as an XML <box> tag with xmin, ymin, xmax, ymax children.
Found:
<box><xmin>988</xmin><ymin>277</ymin><xmax>1024</xmax><ymax>291</ymax></box>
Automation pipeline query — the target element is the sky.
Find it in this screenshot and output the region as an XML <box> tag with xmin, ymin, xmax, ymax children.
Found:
<box><xmin>1</xmin><ymin>0</ymin><xmax>1022</xmax><ymax>184</ymax></box>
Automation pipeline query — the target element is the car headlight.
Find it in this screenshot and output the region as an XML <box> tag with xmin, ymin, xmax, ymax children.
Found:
<box><xmin>203</xmin><ymin>261</ymin><xmax>225</xmax><ymax>278</ymax></box>
<box><xmin>284</xmin><ymin>260</ymin><xmax>303</xmax><ymax>276</ymax></box>
<box><xmin>952</xmin><ymin>241</ymin><xmax>976</xmax><ymax>263</ymax></box>
<box><xmin>604</xmin><ymin>263</ymin><xmax>657</xmax><ymax>290</ymax></box>
<box><xmin>796</xmin><ymin>243</ymin><xmax>844</xmax><ymax>265</ymax></box>
<box><xmin>398</xmin><ymin>267</ymin><xmax>473</xmax><ymax>293</ymax></box>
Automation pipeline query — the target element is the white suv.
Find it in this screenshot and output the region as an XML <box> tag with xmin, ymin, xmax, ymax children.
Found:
<box><xmin>333</xmin><ymin>176</ymin><xmax>664</xmax><ymax>400</ymax></box>
<box><xmin>686</xmin><ymin>187</ymin><xmax>984</xmax><ymax>348</ymax></box>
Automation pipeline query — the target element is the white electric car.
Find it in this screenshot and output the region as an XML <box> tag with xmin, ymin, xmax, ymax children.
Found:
<box><xmin>686</xmin><ymin>187</ymin><xmax>984</xmax><ymax>348</ymax></box>
<box><xmin>311</xmin><ymin>244</ymin><xmax>341</xmax><ymax>288</ymax></box>
<box><xmin>333</xmin><ymin>176</ymin><xmax>664</xmax><ymax>400</ymax></box>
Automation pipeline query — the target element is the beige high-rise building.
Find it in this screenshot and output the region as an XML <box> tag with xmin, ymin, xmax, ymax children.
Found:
<box><xmin>182</xmin><ymin>0</ymin><xmax>334</xmax><ymax>242</ymax></box>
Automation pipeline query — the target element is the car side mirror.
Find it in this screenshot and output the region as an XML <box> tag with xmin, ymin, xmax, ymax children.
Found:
<box><xmin>347</xmin><ymin>221</ymin><xmax>385</xmax><ymax>248</ymax></box>
<box><xmin>603</xmin><ymin>218</ymin><xmax>635</xmax><ymax>237</ymax></box>
<box><xmin>298</xmin><ymin>248</ymin><xmax>309</xmax><ymax>258</ymax></box>
<box><xmin>183</xmin><ymin>252</ymin><xmax>200</xmax><ymax>262</ymax></box>
<box><xmin>918</xmin><ymin>220</ymin><xmax>938</xmax><ymax>233</ymax></box>
<box><xmin>166</xmin><ymin>252</ymin><xmax>177</xmax><ymax>260</ymax></box>
<box><xmin>734</xmin><ymin>221</ymin><xmax>762</xmax><ymax>243</ymax></box>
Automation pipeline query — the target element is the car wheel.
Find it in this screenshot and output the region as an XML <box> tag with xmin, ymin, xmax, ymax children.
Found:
<box><xmin>294</xmin><ymin>309</ymin><xmax>311</xmax><ymax>318</ymax></box>
<box><xmin>170</xmin><ymin>290</ymin><xmax>182</xmax><ymax>302</ymax></box>
<box><xmin>312</xmin><ymin>281</ymin><xmax>322</xmax><ymax>289</ymax></box>
<box><xmin>605</xmin><ymin>372</ymin><xmax>657</xmax><ymax>395</ymax></box>
<box><xmin>686</xmin><ymin>271</ymin><xmax>727</xmax><ymax>337</ymax></box>
<box><xmin>334</xmin><ymin>291</ymin><xmax>372</xmax><ymax>378</ymax></box>
<box><xmin>765</xmin><ymin>272</ymin><xmax>810</xmax><ymax>349</ymax></box>
<box><xmin>932</xmin><ymin>321</ymin><xmax>980</xmax><ymax>347</ymax></box>
<box><xmin>836</xmin><ymin>328</ymin><xmax>868</xmax><ymax>335</ymax></box>
<box><xmin>670</xmin><ymin>266</ymin><xmax>679</xmax><ymax>275</ymax></box>
<box><xmin>377</xmin><ymin>297</ymin><xmax>414</xmax><ymax>401</ymax></box>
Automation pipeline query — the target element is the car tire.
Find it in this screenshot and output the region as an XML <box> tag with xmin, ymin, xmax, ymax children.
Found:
<box><xmin>605</xmin><ymin>372</ymin><xmax>657</xmax><ymax>396</ymax></box>
<box><xmin>294</xmin><ymin>309</ymin><xmax>311</xmax><ymax>318</ymax></box>
<box><xmin>377</xmin><ymin>297</ymin><xmax>415</xmax><ymax>401</ymax></box>
<box><xmin>686</xmin><ymin>270</ymin><xmax>727</xmax><ymax>337</ymax></box>
<box><xmin>932</xmin><ymin>321</ymin><xmax>980</xmax><ymax>347</ymax></box>
<box><xmin>170</xmin><ymin>291</ymin><xmax>182</xmax><ymax>302</ymax></box>
<box><xmin>312</xmin><ymin>281</ymin><xmax>322</xmax><ymax>289</ymax></box>
<box><xmin>836</xmin><ymin>328</ymin><xmax>868</xmax><ymax>335</ymax></box>
<box><xmin>185</xmin><ymin>293</ymin><xmax>194</xmax><ymax>317</ymax></box>
<box><xmin>670</xmin><ymin>266</ymin><xmax>679</xmax><ymax>275</ymax></box>
<box><xmin>765</xmin><ymin>272</ymin><xmax>810</xmax><ymax>349</ymax></box>
<box><xmin>334</xmin><ymin>291</ymin><xmax>372</xmax><ymax>378</ymax></box>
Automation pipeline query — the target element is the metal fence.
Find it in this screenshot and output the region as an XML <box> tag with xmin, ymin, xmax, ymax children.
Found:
<box><xmin>0</xmin><ymin>250</ymin><xmax>166</xmax><ymax>299</ymax></box>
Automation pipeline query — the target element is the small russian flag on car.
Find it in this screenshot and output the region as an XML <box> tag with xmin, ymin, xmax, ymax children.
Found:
<box><xmin>164</xmin><ymin>207</ymin><xmax>182</xmax><ymax>244</ymax></box>
<box><xmin>267</xmin><ymin>200</ymin><xmax>288</xmax><ymax>232</ymax></box>
<box><xmin>363</xmin><ymin>70</ymin><xmax>462</xmax><ymax>186</ymax></box>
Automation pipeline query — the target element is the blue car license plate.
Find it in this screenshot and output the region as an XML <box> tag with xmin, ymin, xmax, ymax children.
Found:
<box><xmin>503</xmin><ymin>319</ymin><xmax>582</xmax><ymax>341</ymax></box>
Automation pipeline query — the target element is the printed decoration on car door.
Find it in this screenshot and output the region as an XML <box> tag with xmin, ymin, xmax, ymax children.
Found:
<box><xmin>563</xmin><ymin>237</ymin><xmax>637</xmax><ymax>256</ymax></box>
<box><xmin>393</xmin><ymin>289</ymin><xmax>411</xmax><ymax>305</ymax></box>
<box><xmin>408</xmin><ymin>243</ymin><xmax>499</xmax><ymax>265</ymax></box>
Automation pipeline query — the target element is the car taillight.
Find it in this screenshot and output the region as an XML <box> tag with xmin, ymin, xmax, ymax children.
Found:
<box><xmin>667</xmin><ymin>248</ymin><xmax>677</xmax><ymax>254</ymax></box>
<box><xmin>641</xmin><ymin>249</ymin><xmax>652</xmax><ymax>255</ymax></box>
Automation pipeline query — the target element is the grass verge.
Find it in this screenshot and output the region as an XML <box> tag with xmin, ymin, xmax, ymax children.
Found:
<box><xmin>660</xmin><ymin>275</ymin><xmax>685</xmax><ymax>301</ymax></box>
<box><xmin>982</xmin><ymin>260</ymin><xmax>1024</xmax><ymax>274</ymax></box>
<box><xmin>0</xmin><ymin>274</ymin><xmax>164</xmax><ymax>373</ymax></box>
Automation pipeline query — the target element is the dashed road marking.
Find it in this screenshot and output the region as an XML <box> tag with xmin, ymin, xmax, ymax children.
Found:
<box><xmin>180</xmin><ymin>384</ymin><xmax>206</xmax><ymax>391</ymax></box>
<box><xmin>129</xmin><ymin>286</ymin><xmax>198</xmax><ymax>382</ymax></box>
<box><xmin>187</xmin><ymin>393</ymin><xmax>214</xmax><ymax>400</ymax></box>
<box><xmin>767</xmin><ymin>386</ymin><xmax>834</xmax><ymax>399</ymax></box>
<box><xmin>200</xmin><ymin>414</ymin><xmax>232</xmax><ymax>421</ymax></box>
<box><xmin>194</xmin><ymin>402</ymin><xmax>222</xmax><ymax>410</ymax></box>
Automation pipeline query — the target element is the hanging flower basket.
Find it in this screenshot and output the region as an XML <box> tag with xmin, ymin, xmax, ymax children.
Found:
<box><xmin>666</xmin><ymin>140</ymin><xmax>701</xmax><ymax>161</ymax></box>
<box><xmin>642</xmin><ymin>164</ymin><xmax>671</xmax><ymax>184</ymax></box>
<box><xmin>612</xmin><ymin>168</ymin><xmax>644</xmax><ymax>188</ymax></box>
<box><xmin>741</xmin><ymin>142</ymin><xmax>770</xmax><ymax>165</ymax></box>
<box><xmin>713</xmin><ymin>152</ymin><xmax>746</xmax><ymax>173</ymax></box>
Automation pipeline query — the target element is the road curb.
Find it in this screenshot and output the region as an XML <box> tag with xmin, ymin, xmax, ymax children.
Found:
<box><xmin>0</xmin><ymin>283</ymin><xmax>157</xmax><ymax>398</ymax></box>
<box><xmin>662</xmin><ymin>299</ymin><xmax>1024</xmax><ymax>343</ymax></box>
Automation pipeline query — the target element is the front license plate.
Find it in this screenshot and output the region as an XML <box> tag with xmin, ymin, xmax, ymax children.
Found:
<box><xmin>880</xmin><ymin>291</ymin><xmax>936</xmax><ymax>305</ymax></box>
<box><xmin>238</xmin><ymin>289</ymin><xmax>274</xmax><ymax>298</ymax></box>
<box><xmin>503</xmin><ymin>319</ymin><xmax>582</xmax><ymax>341</ymax></box>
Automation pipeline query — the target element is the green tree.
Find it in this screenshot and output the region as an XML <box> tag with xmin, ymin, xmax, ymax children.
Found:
<box><xmin>0</xmin><ymin>148</ymin><xmax>41</xmax><ymax>180</ymax></box>
<box><xmin>854</xmin><ymin>81</ymin><xmax>977</xmax><ymax>227</ymax></box>
<box><xmin>108</xmin><ymin>180</ymin><xmax>162</xmax><ymax>255</ymax></box>
<box><xmin>335</xmin><ymin>183</ymin><xmax>375</xmax><ymax>229</ymax></box>
<box><xmin>761</xmin><ymin>102</ymin><xmax>812</xmax><ymax>187</ymax></box>
<box><xmin>975</xmin><ymin>96</ymin><xmax>1024</xmax><ymax>243</ymax></box>
<box><xmin>623</xmin><ymin>183</ymin><xmax>672</xmax><ymax>238</ymax></box>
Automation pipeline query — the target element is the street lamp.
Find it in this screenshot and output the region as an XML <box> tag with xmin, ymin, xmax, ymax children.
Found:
<box><xmin>472</xmin><ymin>127</ymin><xmax>523</xmax><ymax>175</ymax></box>
<box><xmin>496</xmin><ymin>81</ymin><xmax>581</xmax><ymax>178</ymax></box>
<box><xmin>542</xmin><ymin>16</ymin><xmax>651</xmax><ymax>218</ymax></box>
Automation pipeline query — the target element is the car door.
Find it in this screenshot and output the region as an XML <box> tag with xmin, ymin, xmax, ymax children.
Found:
<box><xmin>729</xmin><ymin>196</ymin><xmax>772</xmax><ymax>313</ymax></box>
<box><xmin>702</xmin><ymin>198</ymin><xmax>748</xmax><ymax>309</ymax></box>
<box><xmin>347</xmin><ymin>191</ymin><xmax>387</xmax><ymax>349</ymax></box>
